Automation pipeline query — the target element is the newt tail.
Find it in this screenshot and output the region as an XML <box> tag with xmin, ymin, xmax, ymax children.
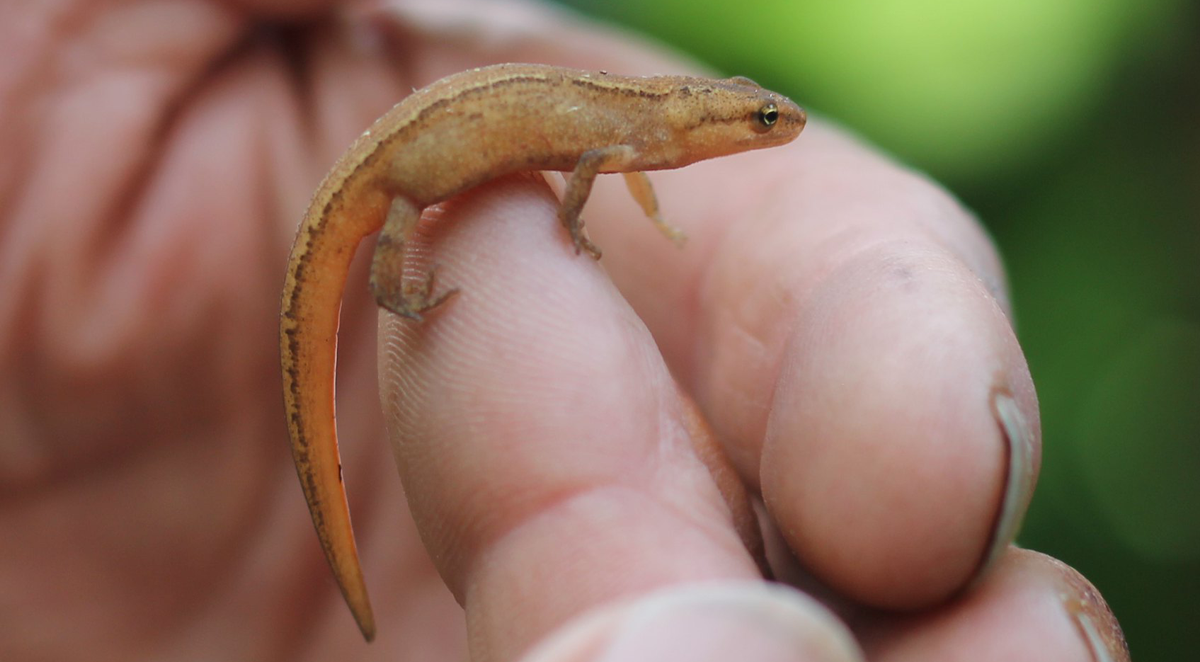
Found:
<box><xmin>280</xmin><ymin>140</ymin><xmax>391</xmax><ymax>641</ymax></box>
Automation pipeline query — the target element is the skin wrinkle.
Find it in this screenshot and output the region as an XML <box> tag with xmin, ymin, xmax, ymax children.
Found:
<box><xmin>683</xmin><ymin>165</ymin><xmax>812</xmax><ymax>480</ymax></box>
<box><xmin>675</xmin><ymin>151</ymin><xmax>798</xmax><ymax>385</ymax></box>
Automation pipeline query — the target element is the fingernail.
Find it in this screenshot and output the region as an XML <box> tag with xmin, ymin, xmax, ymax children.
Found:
<box><xmin>1063</xmin><ymin>584</ymin><xmax>1131</xmax><ymax>662</ymax></box>
<box><xmin>592</xmin><ymin>583</ymin><xmax>862</xmax><ymax>662</ymax></box>
<box><xmin>1071</xmin><ymin>606</ymin><xmax>1114</xmax><ymax>662</ymax></box>
<box><xmin>981</xmin><ymin>391</ymin><xmax>1038</xmax><ymax>572</ymax></box>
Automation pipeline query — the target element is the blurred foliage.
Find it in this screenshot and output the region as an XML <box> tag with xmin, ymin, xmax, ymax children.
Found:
<box><xmin>557</xmin><ymin>0</ymin><xmax>1198</xmax><ymax>658</ymax></box>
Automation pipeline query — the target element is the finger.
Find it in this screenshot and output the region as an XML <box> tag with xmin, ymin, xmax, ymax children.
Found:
<box><xmin>376</xmin><ymin>174</ymin><xmax>763</xmax><ymax>660</ymax></box>
<box><xmin>858</xmin><ymin>548</ymin><xmax>1129</xmax><ymax>662</ymax></box>
<box><xmin>583</xmin><ymin>121</ymin><xmax>1040</xmax><ymax>609</ymax></box>
<box><xmin>518</xmin><ymin>583</ymin><xmax>862</xmax><ymax>662</ymax></box>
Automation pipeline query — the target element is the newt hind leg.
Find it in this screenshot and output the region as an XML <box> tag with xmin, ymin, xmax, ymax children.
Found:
<box><xmin>370</xmin><ymin>197</ymin><xmax>459</xmax><ymax>320</ymax></box>
<box><xmin>621</xmin><ymin>171</ymin><xmax>687</xmax><ymax>246</ymax></box>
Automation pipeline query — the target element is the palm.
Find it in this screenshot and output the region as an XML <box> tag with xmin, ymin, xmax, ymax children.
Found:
<box><xmin>0</xmin><ymin>2</ymin><xmax>452</xmax><ymax>658</ymax></box>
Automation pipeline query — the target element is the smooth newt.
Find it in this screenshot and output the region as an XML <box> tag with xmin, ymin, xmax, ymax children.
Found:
<box><xmin>281</xmin><ymin>63</ymin><xmax>806</xmax><ymax>641</ymax></box>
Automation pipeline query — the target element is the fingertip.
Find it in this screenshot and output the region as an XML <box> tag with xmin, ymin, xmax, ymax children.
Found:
<box><xmin>858</xmin><ymin>549</ymin><xmax>1129</xmax><ymax>662</ymax></box>
<box><xmin>1015</xmin><ymin>550</ymin><xmax>1130</xmax><ymax>662</ymax></box>
<box><xmin>760</xmin><ymin>242</ymin><xmax>1039</xmax><ymax>609</ymax></box>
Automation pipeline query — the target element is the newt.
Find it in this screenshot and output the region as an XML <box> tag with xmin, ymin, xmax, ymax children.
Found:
<box><xmin>280</xmin><ymin>63</ymin><xmax>806</xmax><ymax>641</ymax></box>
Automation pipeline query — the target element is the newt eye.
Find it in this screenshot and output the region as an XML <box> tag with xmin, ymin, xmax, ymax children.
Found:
<box><xmin>755</xmin><ymin>103</ymin><xmax>779</xmax><ymax>131</ymax></box>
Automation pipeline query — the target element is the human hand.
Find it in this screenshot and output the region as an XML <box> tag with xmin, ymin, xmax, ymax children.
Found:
<box><xmin>0</xmin><ymin>0</ymin><xmax>1128</xmax><ymax>661</ymax></box>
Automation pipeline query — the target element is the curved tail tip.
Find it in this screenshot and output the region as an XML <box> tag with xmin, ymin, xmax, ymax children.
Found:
<box><xmin>342</xmin><ymin>580</ymin><xmax>376</xmax><ymax>642</ymax></box>
<box><xmin>354</xmin><ymin>608</ymin><xmax>377</xmax><ymax>642</ymax></box>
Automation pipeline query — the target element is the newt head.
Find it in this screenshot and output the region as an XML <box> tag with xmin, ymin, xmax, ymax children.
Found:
<box><xmin>651</xmin><ymin>74</ymin><xmax>807</xmax><ymax>167</ymax></box>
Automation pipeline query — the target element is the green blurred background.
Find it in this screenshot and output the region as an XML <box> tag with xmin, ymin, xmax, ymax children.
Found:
<box><xmin>556</xmin><ymin>0</ymin><xmax>1198</xmax><ymax>657</ymax></box>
